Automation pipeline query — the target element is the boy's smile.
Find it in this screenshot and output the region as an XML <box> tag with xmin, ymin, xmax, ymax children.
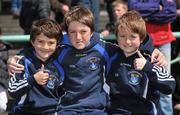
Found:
<box><xmin>31</xmin><ymin>33</ymin><xmax>57</xmax><ymax>61</ymax></box>
<box><xmin>117</xmin><ymin>30</ymin><xmax>142</xmax><ymax>57</ymax></box>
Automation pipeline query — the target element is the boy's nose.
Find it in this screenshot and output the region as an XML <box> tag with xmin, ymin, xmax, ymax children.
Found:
<box><xmin>125</xmin><ymin>38</ymin><xmax>131</xmax><ymax>44</ymax></box>
<box><xmin>43</xmin><ymin>43</ymin><xmax>49</xmax><ymax>49</ymax></box>
<box><xmin>76</xmin><ymin>33</ymin><xmax>82</xmax><ymax>39</ymax></box>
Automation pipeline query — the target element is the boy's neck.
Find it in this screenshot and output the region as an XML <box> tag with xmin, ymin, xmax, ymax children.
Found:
<box><xmin>34</xmin><ymin>52</ymin><xmax>48</xmax><ymax>62</ymax></box>
<box><xmin>123</xmin><ymin>49</ymin><xmax>138</xmax><ymax>57</ymax></box>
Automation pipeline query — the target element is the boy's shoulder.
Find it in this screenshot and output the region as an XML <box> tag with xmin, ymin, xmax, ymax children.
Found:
<box><xmin>21</xmin><ymin>47</ymin><xmax>34</xmax><ymax>58</ymax></box>
<box><xmin>103</xmin><ymin>40</ymin><xmax>119</xmax><ymax>52</ymax></box>
<box><xmin>140</xmin><ymin>50</ymin><xmax>152</xmax><ymax>62</ymax></box>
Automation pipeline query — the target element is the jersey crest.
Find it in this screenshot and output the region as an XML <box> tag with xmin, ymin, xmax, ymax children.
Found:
<box><xmin>47</xmin><ymin>74</ymin><xmax>59</xmax><ymax>89</ymax></box>
<box><xmin>87</xmin><ymin>57</ymin><xmax>100</xmax><ymax>71</ymax></box>
<box><xmin>128</xmin><ymin>70</ymin><xmax>143</xmax><ymax>85</ymax></box>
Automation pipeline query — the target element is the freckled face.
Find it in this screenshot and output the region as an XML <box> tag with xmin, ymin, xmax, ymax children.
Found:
<box><xmin>68</xmin><ymin>21</ymin><xmax>92</xmax><ymax>49</ymax></box>
<box><xmin>117</xmin><ymin>30</ymin><xmax>142</xmax><ymax>56</ymax></box>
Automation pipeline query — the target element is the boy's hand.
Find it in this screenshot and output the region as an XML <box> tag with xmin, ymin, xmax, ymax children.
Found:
<box><xmin>61</xmin><ymin>4</ymin><xmax>69</xmax><ymax>14</ymax></box>
<box><xmin>159</xmin><ymin>5</ymin><xmax>163</xmax><ymax>11</ymax></box>
<box><xmin>134</xmin><ymin>51</ymin><xmax>147</xmax><ymax>70</ymax></box>
<box><xmin>101</xmin><ymin>30</ymin><xmax>110</xmax><ymax>38</ymax></box>
<box><xmin>34</xmin><ymin>64</ymin><xmax>49</xmax><ymax>85</ymax></box>
<box><xmin>8</xmin><ymin>55</ymin><xmax>24</xmax><ymax>76</ymax></box>
<box><xmin>151</xmin><ymin>48</ymin><xmax>167</xmax><ymax>67</ymax></box>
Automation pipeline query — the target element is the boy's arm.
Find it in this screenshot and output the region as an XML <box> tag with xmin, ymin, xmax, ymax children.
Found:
<box><xmin>140</xmin><ymin>35</ymin><xmax>167</xmax><ymax>67</ymax></box>
<box><xmin>143</xmin><ymin>61</ymin><xmax>176</xmax><ymax>95</ymax></box>
<box><xmin>8</xmin><ymin>60</ymin><xmax>49</xmax><ymax>99</ymax></box>
<box><xmin>135</xmin><ymin>51</ymin><xmax>175</xmax><ymax>94</ymax></box>
<box><xmin>8</xmin><ymin>58</ymin><xmax>35</xmax><ymax>98</ymax></box>
<box><xmin>7</xmin><ymin>47</ymin><xmax>34</xmax><ymax>75</ymax></box>
<box><xmin>8</xmin><ymin>55</ymin><xmax>24</xmax><ymax>75</ymax></box>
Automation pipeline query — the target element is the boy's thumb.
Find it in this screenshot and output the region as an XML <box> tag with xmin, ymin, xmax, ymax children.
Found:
<box><xmin>40</xmin><ymin>64</ymin><xmax>44</xmax><ymax>71</ymax></box>
<box><xmin>137</xmin><ymin>51</ymin><xmax>144</xmax><ymax>58</ymax></box>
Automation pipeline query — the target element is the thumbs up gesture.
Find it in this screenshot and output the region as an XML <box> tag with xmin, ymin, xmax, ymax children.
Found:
<box><xmin>133</xmin><ymin>51</ymin><xmax>147</xmax><ymax>70</ymax></box>
<box><xmin>34</xmin><ymin>64</ymin><xmax>49</xmax><ymax>85</ymax></box>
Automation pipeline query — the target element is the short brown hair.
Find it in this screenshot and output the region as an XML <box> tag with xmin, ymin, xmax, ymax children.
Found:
<box><xmin>30</xmin><ymin>19</ymin><xmax>62</xmax><ymax>42</ymax></box>
<box><xmin>115</xmin><ymin>10</ymin><xmax>147</xmax><ymax>41</ymax></box>
<box><xmin>63</xmin><ymin>6</ymin><xmax>95</xmax><ymax>33</ymax></box>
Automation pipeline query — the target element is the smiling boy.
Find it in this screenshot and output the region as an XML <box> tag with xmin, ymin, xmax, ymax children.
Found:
<box><xmin>106</xmin><ymin>10</ymin><xmax>176</xmax><ymax>115</ymax></box>
<box><xmin>7</xmin><ymin>7</ymin><xmax>168</xmax><ymax>115</ymax></box>
<box><xmin>8</xmin><ymin>19</ymin><xmax>64</xmax><ymax>115</ymax></box>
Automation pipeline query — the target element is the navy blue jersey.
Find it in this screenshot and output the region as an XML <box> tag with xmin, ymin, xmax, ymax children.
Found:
<box><xmin>56</xmin><ymin>32</ymin><xmax>118</xmax><ymax>112</ymax></box>
<box><xmin>56</xmin><ymin>32</ymin><xmax>154</xmax><ymax>113</ymax></box>
<box><xmin>8</xmin><ymin>48</ymin><xmax>65</xmax><ymax>114</ymax></box>
<box><xmin>106</xmin><ymin>48</ymin><xmax>176</xmax><ymax>115</ymax></box>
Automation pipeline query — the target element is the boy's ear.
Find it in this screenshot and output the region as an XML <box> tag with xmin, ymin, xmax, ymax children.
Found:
<box><xmin>30</xmin><ymin>40</ymin><xmax>34</xmax><ymax>46</ymax></box>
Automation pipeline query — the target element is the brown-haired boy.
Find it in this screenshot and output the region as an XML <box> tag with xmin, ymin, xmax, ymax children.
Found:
<box><xmin>8</xmin><ymin>19</ymin><xmax>64</xmax><ymax>114</ymax></box>
<box><xmin>106</xmin><ymin>10</ymin><xmax>175</xmax><ymax>115</ymax></box>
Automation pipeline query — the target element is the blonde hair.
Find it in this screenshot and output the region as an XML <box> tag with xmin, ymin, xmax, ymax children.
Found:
<box><xmin>112</xmin><ymin>0</ymin><xmax>128</xmax><ymax>12</ymax></box>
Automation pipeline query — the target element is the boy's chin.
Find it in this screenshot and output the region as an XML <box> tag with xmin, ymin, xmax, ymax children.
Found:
<box><xmin>124</xmin><ymin>50</ymin><xmax>138</xmax><ymax>57</ymax></box>
<box><xmin>40</xmin><ymin>55</ymin><xmax>51</xmax><ymax>61</ymax></box>
<box><xmin>74</xmin><ymin>45</ymin><xmax>86</xmax><ymax>50</ymax></box>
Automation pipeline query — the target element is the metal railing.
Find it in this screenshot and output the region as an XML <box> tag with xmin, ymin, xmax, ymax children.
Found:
<box><xmin>0</xmin><ymin>32</ymin><xmax>180</xmax><ymax>64</ymax></box>
<box><xmin>1</xmin><ymin>32</ymin><xmax>180</xmax><ymax>41</ymax></box>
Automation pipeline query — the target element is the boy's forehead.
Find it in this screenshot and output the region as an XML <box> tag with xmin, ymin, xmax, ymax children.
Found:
<box><xmin>114</xmin><ymin>3</ymin><xmax>126</xmax><ymax>8</ymax></box>
<box><xmin>68</xmin><ymin>21</ymin><xmax>90</xmax><ymax>30</ymax></box>
<box><xmin>35</xmin><ymin>33</ymin><xmax>57</xmax><ymax>41</ymax></box>
<box><xmin>119</xmin><ymin>27</ymin><xmax>130</xmax><ymax>32</ymax></box>
<box><xmin>115</xmin><ymin>4</ymin><xmax>124</xmax><ymax>7</ymax></box>
<box><xmin>118</xmin><ymin>28</ymin><xmax>134</xmax><ymax>35</ymax></box>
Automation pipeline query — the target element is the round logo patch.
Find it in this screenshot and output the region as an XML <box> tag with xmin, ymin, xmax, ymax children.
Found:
<box><xmin>47</xmin><ymin>75</ymin><xmax>57</xmax><ymax>89</ymax></box>
<box><xmin>128</xmin><ymin>71</ymin><xmax>142</xmax><ymax>85</ymax></box>
<box><xmin>87</xmin><ymin>57</ymin><xmax>100</xmax><ymax>71</ymax></box>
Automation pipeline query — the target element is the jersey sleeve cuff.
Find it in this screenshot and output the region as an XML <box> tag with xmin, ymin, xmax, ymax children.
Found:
<box><xmin>143</xmin><ymin>61</ymin><xmax>153</xmax><ymax>72</ymax></box>
<box><xmin>27</xmin><ymin>75</ymin><xmax>38</xmax><ymax>86</ymax></box>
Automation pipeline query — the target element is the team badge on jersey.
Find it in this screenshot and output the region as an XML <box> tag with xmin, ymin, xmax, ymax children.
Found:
<box><xmin>87</xmin><ymin>57</ymin><xmax>100</xmax><ymax>71</ymax></box>
<box><xmin>47</xmin><ymin>75</ymin><xmax>58</xmax><ymax>89</ymax></box>
<box><xmin>128</xmin><ymin>71</ymin><xmax>142</xmax><ymax>85</ymax></box>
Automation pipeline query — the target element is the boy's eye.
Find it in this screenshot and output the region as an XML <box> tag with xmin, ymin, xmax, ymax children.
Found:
<box><xmin>37</xmin><ymin>40</ymin><xmax>43</xmax><ymax>43</ymax></box>
<box><xmin>69</xmin><ymin>31</ymin><xmax>75</xmax><ymax>34</ymax></box>
<box><xmin>48</xmin><ymin>42</ymin><xmax>56</xmax><ymax>45</ymax></box>
<box><xmin>119</xmin><ymin>35</ymin><xmax>126</xmax><ymax>38</ymax></box>
<box><xmin>81</xmin><ymin>30</ymin><xmax>87</xmax><ymax>33</ymax></box>
<box><xmin>130</xmin><ymin>35</ymin><xmax>137</xmax><ymax>39</ymax></box>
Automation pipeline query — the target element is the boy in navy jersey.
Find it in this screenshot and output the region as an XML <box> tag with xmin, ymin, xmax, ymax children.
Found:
<box><xmin>49</xmin><ymin>6</ymin><xmax>166</xmax><ymax>114</ymax></box>
<box><xmin>7</xmin><ymin>7</ymin><xmax>167</xmax><ymax>115</ymax></box>
<box><xmin>106</xmin><ymin>10</ymin><xmax>176</xmax><ymax>115</ymax></box>
<box><xmin>8</xmin><ymin>19</ymin><xmax>64</xmax><ymax>115</ymax></box>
